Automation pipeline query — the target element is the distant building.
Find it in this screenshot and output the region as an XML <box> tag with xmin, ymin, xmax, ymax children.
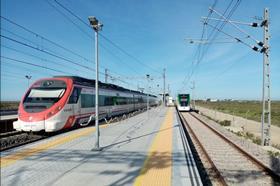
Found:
<box><xmin>206</xmin><ymin>98</ymin><xmax>218</xmax><ymax>102</ymax></box>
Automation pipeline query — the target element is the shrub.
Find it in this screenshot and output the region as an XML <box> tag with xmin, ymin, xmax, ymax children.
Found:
<box><xmin>268</xmin><ymin>151</ymin><xmax>280</xmax><ymax>158</ymax></box>
<box><xmin>245</xmin><ymin>132</ymin><xmax>254</xmax><ymax>139</ymax></box>
<box><xmin>252</xmin><ymin>137</ymin><xmax>261</xmax><ymax>145</ymax></box>
<box><xmin>219</xmin><ymin>120</ymin><xmax>231</xmax><ymax>126</ymax></box>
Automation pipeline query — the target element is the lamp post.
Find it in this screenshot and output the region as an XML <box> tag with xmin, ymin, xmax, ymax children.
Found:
<box><xmin>146</xmin><ymin>74</ymin><xmax>150</xmax><ymax>118</ymax></box>
<box><xmin>25</xmin><ymin>75</ymin><xmax>32</xmax><ymax>88</ymax></box>
<box><xmin>88</xmin><ymin>16</ymin><xmax>103</xmax><ymax>151</ymax></box>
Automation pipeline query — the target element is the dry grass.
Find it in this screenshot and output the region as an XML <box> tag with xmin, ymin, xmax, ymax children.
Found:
<box><xmin>0</xmin><ymin>101</ymin><xmax>20</xmax><ymax>110</ymax></box>
<box><xmin>196</xmin><ymin>100</ymin><xmax>280</xmax><ymax>127</ymax></box>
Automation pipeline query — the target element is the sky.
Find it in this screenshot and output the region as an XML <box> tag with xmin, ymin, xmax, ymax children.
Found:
<box><xmin>1</xmin><ymin>0</ymin><xmax>280</xmax><ymax>101</ymax></box>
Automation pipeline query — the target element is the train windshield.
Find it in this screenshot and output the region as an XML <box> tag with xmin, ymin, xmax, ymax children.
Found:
<box><xmin>23</xmin><ymin>80</ymin><xmax>67</xmax><ymax>113</ymax></box>
<box><xmin>178</xmin><ymin>94</ymin><xmax>190</xmax><ymax>106</ymax></box>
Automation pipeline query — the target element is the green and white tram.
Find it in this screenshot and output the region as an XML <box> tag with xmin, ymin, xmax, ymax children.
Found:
<box><xmin>177</xmin><ymin>94</ymin><xmax>191</xmax><ymax>111</ymax></box>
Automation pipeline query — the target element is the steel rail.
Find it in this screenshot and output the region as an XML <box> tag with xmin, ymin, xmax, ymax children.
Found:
<box><xmin>177</xmin><ymin>109</ymin><xmax>227</xmax><ymax>186</ymax></box>
<box><xmin>176</xmin><ymin>110</ymin><xmax>203</xmax><ymax>185</ymax></box>
<box><xmin>188</xmin><ymin>112</ymin><xmax>280</xmax><ymax>182</ymax></box>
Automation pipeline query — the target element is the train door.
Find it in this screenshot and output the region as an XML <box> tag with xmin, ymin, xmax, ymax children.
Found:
<box><xmin>69</xmin><ymin>87</ymin><xmax>81</xmax><ymax>116</ymax></box>
<box><xmin>107</xmin><ymin>95</ymin><xmax>114</xmax><ymax>118</ymax></box>
<box><xmin>133</xmin><ymin>94</ymin><xmax>135</xmax><ymax>111</ymax></box>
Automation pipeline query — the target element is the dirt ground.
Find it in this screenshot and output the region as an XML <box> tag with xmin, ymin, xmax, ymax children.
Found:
<box><xmin>197</xmin><ymin>106</ymin><xmax>280</xmax><ymax>146</ymax></box>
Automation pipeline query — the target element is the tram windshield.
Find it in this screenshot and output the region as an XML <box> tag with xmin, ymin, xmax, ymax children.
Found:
<box><xmin>178</xmin><ymin>94</ymin><xmax>190</xmax><ymax>106</ymax></box>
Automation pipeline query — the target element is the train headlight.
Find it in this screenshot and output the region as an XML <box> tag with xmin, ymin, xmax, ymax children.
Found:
<box><xmin>46</xmin><ymin>111</ymin><xmax>55</xmax><ymax>118</ymax></box>
<box><xmin>46</xmin><ymin>106</ymin><xmax>61</xmax><ymax>118</ymax></box>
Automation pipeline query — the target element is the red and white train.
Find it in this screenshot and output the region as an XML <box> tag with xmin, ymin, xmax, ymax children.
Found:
<box><xmin>13</xmin><ymin>76</ymin><xmax>158</xmax><ymax>132</ymax></box>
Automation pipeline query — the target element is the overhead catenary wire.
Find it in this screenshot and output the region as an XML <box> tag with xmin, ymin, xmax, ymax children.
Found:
<box><xmin>185</xmin><ymin>36</ymin><xmax>250</xmax><ymax>44</ymax></box>
<box><xmin>3</xmin><ymin>61</ymin><xmax>55</xmax><ymax>76</ymax></box>
<box><xmin>1</xmin><ymin>56</ymin><xmax>111</xmax><ymax>80</ymax></box>
<box><xmin>1</xmin><ymin>27</ymin><xmax>94</xmax><ymax>72</ymax></box>
<box><xmin>1</xmin><ymin>34</ymin><xmax>95</xmax><ymax>71</ymax></box>
<box><xmin>1</xmin><ymin>28</ymin><xmax>85</xmax><ymax>70</ymax></box>
<box><xmin>48</xmin><ymin>0</ymin><xmax>160</xmax><ymax>90</ymax></box>
<box><xmin>1</xmin><ymin>53</ymin><xmax>131</xmax><ymax>87</ymax></box>
<box><xmin>1</xmin><ymin>4</ymin><xmax>161</xmax><ymax>93</ymax></box>
<box><xmin>1</xmin><ymin>75</ymin><xmax>27</xmax><ymax>82</ymax></box>
<box><xmin>52</xmin><ymin>0</ymin><xmax>162</xmax><ymax>74</ymax></box>
<box><xmin>1</xmin><ymin>27</ymin><xmax>41</xmax><ymax>49</ymax></box>
<box><xmin>1</xmin><ymin>67</ymin><xmax>44</xmax><ymax>79</ymax></box>
<box><xmin>1</xmin><ymin>17</ymin><xmax>135</xmax><ymax>85</ymax></box>
<box><xmin>1</xmin><ymin>24</ymin><xmax>130</xmax><ymax>84</ymax></box>
<box><xmin>209</xmin><ymin>7</ymin><xmax>262</xmax><ymax>46</ymax></box>
<box><xmin>2</xmin><ymin>44</ymin><xmax>76</xmax><ymax>69</ymax></box>
<box><xmin>45</xmin><ymin>0</ymin><xmax>92</xmax><ymax>39</ymax></box>
<box><xmin>0</xmin><ymin>16</ymin><xmax>91</xmax><ymax>63</ymax></box>
<box><xmin>205</xmin><ymin>22</ymin><xmax>258</xmax><ymax>51</ymax></box>
<box><xmin>1</xmin><ymin>35</ymin><xmax>133</xmax><ymax>85</ymax></box>
<box><xmin>179</xmin><ymin>0</ymin><xmax>218</xmax><ymax>92</ymax></box>
<box><xmin>196</xmin><ymin>0</ymin><xmax>240</xmax><ymax>66</ymax></box>
<box><xmin>201</xmin><ymin>17</ymin><xmax>259</xmax><ymax>27</ymax></box>
<box><xmin>2</xmin><ymin>72</ymin><xmax>29</xmax><ymax>79</ymax></box>
<box><xmin>99</xmin><ymin>42</ymin><xmax>143</xmax><ymax>76</ymax></box>
<box><xmin>179</xmin><ymin>0</ymin><xmax>242</xmax><ymax>93</ymax></box>
<box><xmin>45</xmin><ymin>0</ymin><xmax>148</xmax><ymax>86</ymax></box>
<box><xmin>1</xmin><ymin>56</ymin><xmax>72</xmax><ymax>74</ymax></box>
<box><xmin>198</xmin><ymin>0</ymin><xmax>237</xmax><ymax>63</ymax></box>
<box><xmin>1</xmin><ymin>44</ymin><xmax>82</xmax><ymax>73</ymax></box>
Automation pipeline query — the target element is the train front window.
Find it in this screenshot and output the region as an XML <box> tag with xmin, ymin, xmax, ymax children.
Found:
<box><xmin>23</xmin><ymin>80</ymin><xmax>67</xmax><ymax>113</ymax></box>
<box><xmin>180</xmin><ymin>100</ymin><xmax>188</xmax><ymax>106</ymax></box>
<box><xmin>179</xmin><ymin>94</ymin><xmax>190</xmax><ymax>106</ymax></box>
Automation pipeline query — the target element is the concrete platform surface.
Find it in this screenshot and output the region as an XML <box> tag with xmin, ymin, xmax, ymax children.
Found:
<box><xmin>0</xmin><ymin>114</ymin><xmax>17</xmax><ymax>121</ymax></box>
<box><xmin>1</xmin><ymin>107</ymin><xmax>201</xmax><ymax>186</ymax></box>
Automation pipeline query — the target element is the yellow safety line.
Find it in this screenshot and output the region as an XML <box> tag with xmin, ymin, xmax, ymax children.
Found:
<box><xmin>1</xmin><ymin>125</ymin><xmax>108</xmax><ymax>168</ymax></box>
<box><xmin>134</xmin><ymin>108</ymin><xmax>173</xmax><ymax>186</ymax></box>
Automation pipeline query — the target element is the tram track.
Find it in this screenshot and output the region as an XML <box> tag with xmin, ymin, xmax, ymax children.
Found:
<box><xmin>177</xmin><ymin>110</ymin><xmax>280</xmax><ymax>185</ymax></box>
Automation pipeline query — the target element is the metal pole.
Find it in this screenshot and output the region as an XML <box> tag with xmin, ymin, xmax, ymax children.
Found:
<box><xmin>89</xmin><ymin>16</ymin><xmax>102</xmax><ymax>151</ymax></box>
<box><xmin>94</xmin><ymin>29</ymin><xmax>100</xmax><ymax>150</ymax></box>
<box><xmin>168</xmin><ymin>84</ymin><xmax>170</xmax><ymax>95</ymax></box>
<box><xmin>192</xmin><ymin>81</ymin><xmax>196</xmax><ymax>110</ymax></box>
<box><xmin>146</xmin><ymin>75</ymin><xmax>150</xmax><ymax>117</ymax></box>
<box><xmin>105</xmin><ymin>68</ymin><xmax>108</xmax><ymax>83</ymax></box>
<box><xmin>163</xmin><ymin>68</ymin><xmax>166</xmax><ymax>106</ymax></box>
<box><xmin>261</xmin><ymin>8</ymin><xmax>271</xmax><ymax>146</ymax></box>
<box><xmin>25</xmin><ymin>75</ymin><xmax>31</xmax><ymax>88</ymax></box>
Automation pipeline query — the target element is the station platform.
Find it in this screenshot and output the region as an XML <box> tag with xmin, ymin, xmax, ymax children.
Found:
<box><xmin>0</xmin><ymin>114</ymin><xmax>17</xmax><ymax>121</ymax></box>
<box><xmin>1</xmin><ymin>107</ymin><xmax>201</xmax><ymax>186</ymax></box>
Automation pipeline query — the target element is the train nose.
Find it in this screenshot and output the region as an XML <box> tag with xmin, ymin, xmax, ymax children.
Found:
<box><xmin>13</xmin><ymin>119</ymin><xmax>45</xmax><ymax>132</ymax></box>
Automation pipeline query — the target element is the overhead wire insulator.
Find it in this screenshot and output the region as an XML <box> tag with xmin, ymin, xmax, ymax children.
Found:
<box><xmin>260</xmin><ymin>20</ymin><xmax>268</xmax><ymax>27</ymax></box>
<box><xmin>252</xmin><ymin>46</ymin><xmax>259</xmax><ymax>51</ymax></box>
<box><xmin>260</xmin><ymin>47</ymin><xmax>267</xmax><ymax>53</ymax></box>
<box><xmin>251</xmin><ymin>22</ymin><xmax>259</xmax><ymax>27</ymax></box>
<box><xmin>257</xmin><ymin>41</ymin><xmax>264</xmax><ymax>47</ymax></box>
<box><xmin>235</xmin><ymin>38</ymin><xmax>241</xmax><ymax>42</ymax></box>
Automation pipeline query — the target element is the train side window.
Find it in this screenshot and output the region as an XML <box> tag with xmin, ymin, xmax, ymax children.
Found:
<box><xmin>81</xmin><ymin>94</ymin><xmax>95</xmax><ymax>108</ymax></box>
<box><xmin>104</xmin><ymin>96</ymin><xmax>114</xmax><ymax>106</ymax></box>
<box><xmin>99</xmin><ymin>95</ymin><xmax>105</xmax><ymax>106</ymax></box>
<box><xmin>68</xmin><ymin>87</ymin><xmax>81</xmax><ymax>104</ymax></box>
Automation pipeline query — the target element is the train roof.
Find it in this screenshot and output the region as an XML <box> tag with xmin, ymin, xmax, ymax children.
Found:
<box><xmin>178</xmin><ymin>94</ymin><xmax>190</xmax><ymax>96</ymax></box>
<box><xmin>54</xmin><ymin>76</ymin><xmax>157</xmax><ymax>98</ymax></box>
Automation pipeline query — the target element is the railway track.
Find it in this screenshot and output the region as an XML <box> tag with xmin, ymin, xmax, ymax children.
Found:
<box><xmin>178</xmin><ymin>111</ymin><xmax>280</xmax><ymax>185</ymax></box>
